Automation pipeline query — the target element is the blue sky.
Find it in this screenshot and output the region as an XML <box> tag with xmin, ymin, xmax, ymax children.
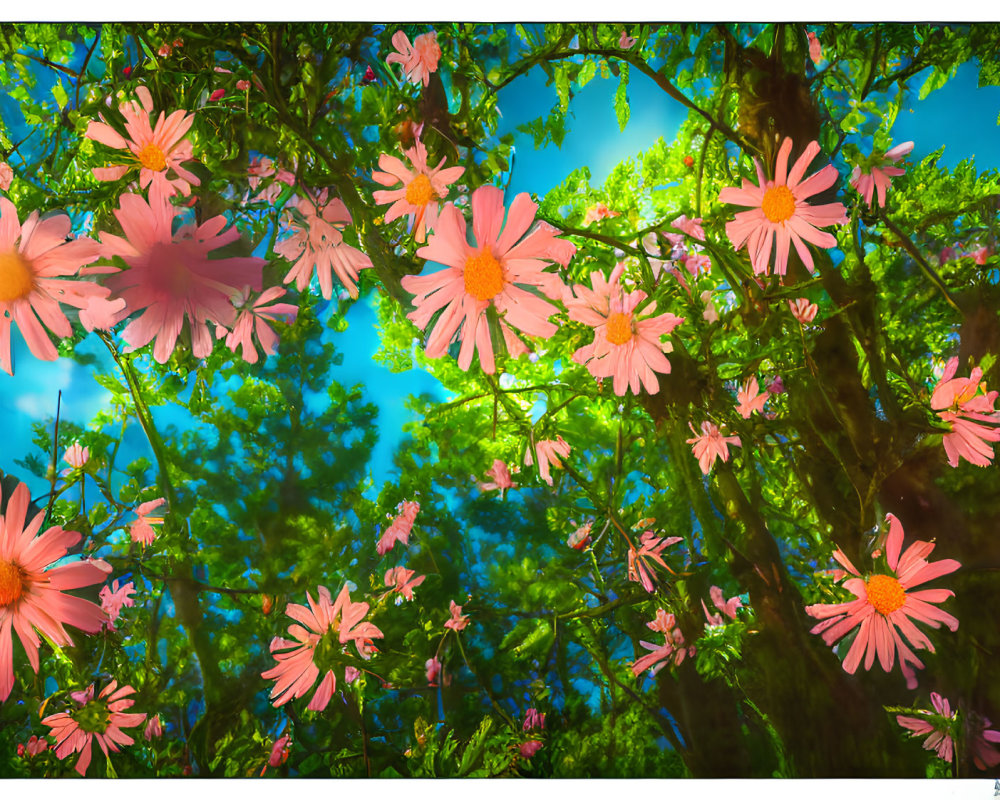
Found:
<box><xmin>4</xmin><ymin>43</ymin><xmax>1000</xmax><ymax>500</ymax></box>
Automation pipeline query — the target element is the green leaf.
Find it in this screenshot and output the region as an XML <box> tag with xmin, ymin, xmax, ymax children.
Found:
<box><xmin>919</xmin><ymin>64</ymin><xmax>958</xmax><ymax>100</ymax></box>
<box><xmin>614</xmin><ymin>62</ymin><xmax>630</xmax><ymax>132</ymax></box>
<box><xmin>555</xmin><ymin>66</ymin><xmax>570</xmax><ymax>113</ymax></box>
<box><xmin>458</xmin><ymin>716</ymin><xmax>493</xmax><ymax>775</ymax></box>
<box><xmin>577</xmin><ymin>59</ymin><xmax>597</xmax><ymax>88</ymax></box>
<box><xmin>52</xmin><ymin>80</ymin><xmax>68</xmax><ymax>110</ymax></box>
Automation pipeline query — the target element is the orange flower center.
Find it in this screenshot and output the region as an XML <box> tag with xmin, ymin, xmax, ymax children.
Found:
<box><xmin>605</xmin><ymin>311</ymin><xmax>634</xmax><ymax>345</ymax></box>
<box><xmin>138</xmin><ymin>143</ymin><xmax>167</xmax><ymax>172</ymax></box>
<box><xmin>405</xmin><ymin>174</ymin><xmax>434</xmax><ymax>207</ymax></box>
<box><xmin>761</xmin><ymin>185</ymin><xmax>796</xmax><ymax>223</ymax></box>
<box><xmin>0</xmin><ymin>251</ymin><xmax>35</xmax><ymax>303</ymax></box>
<box><xmin>464</xmin><ymin>249</ymin><xmax>505</xmax><ymax>302</ymax></box>
<box><xmin>0</xmin><ymin>559</ymin><xmax>25</xmax><ymax>606</ymax></box>
<box><xmin>866</xmin><ymin>574</ymin><xmax>907</xmax><ymax>615</ymax></box>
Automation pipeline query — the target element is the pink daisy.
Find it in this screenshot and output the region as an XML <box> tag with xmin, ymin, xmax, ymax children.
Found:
<box><xmin>100</xmin><ymin>192</ymin><xmax>265</xmax><ymax>364</ymax></box>
<box><xmin>444</xmin><ymin>600</ymin><xmax>469</xmax><ymax>632</ymax></box>
<box><xmin>0</xmin><ymin>479</ymin><xmax>111</xmax><ymax>702</ymax></box>
<box><xmin>42</xmin><ymin>680</ymin><xmax>146</xmax><ymax>776</ymax></box>
<box><xmin>896</xmin><ymin>692</ymin><xmax>957</xmax><ymax>762</ymax></box>
<box><xmin>718</xmin><ymin>137</ymin><xmax>848</xmax><ymax>276</ymax></box>
<box><xmin>386</xmin><ymin>30</ymin><xmax>441</xmax><ymax>87</ymax></box>
<box><xmin>565</xmin><ymin>269</ymin><xmax>684</xmax><ymax>396</ymax></box>
<box><xmin>376</xmin><ymin>500</ymin><xmax>420</xmax><ymax>556</ymax></box>
<box><xmin>930</xmin><ymin>356</ymin><xmax>1000</xmax><ymax>468</ymax></box>
<box><xmin>525</xmin><ymin>435</ymin><xmax>571</xmax><ymax>487</ymax></box>
<box><xmin>262</xmin><ymin>585</ymin><xmax>384</xmax><ymax>712</ymax></box>
<box><xmin>479</xmin><ymin>458</ymin><xmax>518</xmax><ymax>497</ymax></box>
<box><xmin>372</xmin><ymin>139</ymin><xmax>464</xmax><ymax>243</ymax></box>
<box><xmin>224</xmin><ymin>287</ymin><xmax>298</xmax><ymax>365</ymax></box>
<box><xmin>627</xmin><ymin>530</ymin><xmax>683</xmax><ymax>593</ymax></box>
<box><xmin>735</xmin><ymin>376</ymin><xmax>768</xmax><ymax>419</ymax></box>
<box><xmin>850</xmin><ymin>141</ymin><xmax>913</xmax><ymax>209</ymax></box>
<box><xmin>805</xmin><ymin>513</ymin><xmax>960</xmax><ymax>688</ymax></box>
<box><xmin>86</xmin><ymin>85</ymin><xmax>200</xmax><ymax>198</ymax></box>
<box><xmin>686</xmin><ymin>421</ymin><xmax>741</xmax><ymax>474</ymax></box>
<box><xmin>402</xmin><ymin>186</ymin><xmax>575</xmax><ymax>374</ymax></box>
<box><xmin>129</xmin><ymin>498</ymin><xmax>166</xmax><ymax>546</ymax></box>
<box><xmin>968</xmin><ymin>714</ymin><xmax>1000</xmax><ymax>771</ymax></box>
<box><xmin>0</xmin><ymin>198</ymin><xmax>117</xmax><ymax>375</ymax></box>
<box><xmin>789</xmin><ymin>297</ymin><xmax>818</xmax><ymax>324</ymax></box>
<box><xmin>383</xmin><ymin>566</ymin><xmax>426</xmax><ymax>602</ymax></box>
<box><xmin>276</xmin><ymin>188</ymin><xmax>372</xmax><ymax>300</ymax></box>
<box><xmin>99</xmin><ymin>579</ymin><xmax>136</xmax><ymax>630</ymax></box>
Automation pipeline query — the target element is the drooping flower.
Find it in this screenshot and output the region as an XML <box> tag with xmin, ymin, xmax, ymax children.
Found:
<box><xmin>86</xmin><ymin>85</ymin><xmax>200</xmax><ymax>197</ymax></box>
<box><xmin>895</xmin><ymin>692</ymin><xmax>957</xmax><ymax>762</ymax></box>
<box><xmin>479</xmin><ymin>459</ymin><xmax>517</xmax><ymax>497</ymax></box>
<box><xmin>618</xmin><ymin>30</ymin><xmax>637</xmax><ymax>49</ymax></box>
<box><xmin>523</xmin><ymin>708</ymin><xmax>546</xmax><ymax>731</ymax></box>
<box><xmin>376</xmin><ymin>500</ymin><xmax>420</xmax><ymax>556</ymax></box>
<box><xmin>718</xmin><ymin>137</ymin><xmax>848</xmax><ymax>276</ymax></box>
<box><xmin>565</xmin><ymin>268</ymin><xmax>684</xmax><ymax>397</ymax></box>
<box><xmin>224</xmin><ymin>287</ymin><xmax>298</xmax><ymax>365</ymax></box>
<box><xmin>767</xmin><ymin>375</ymin><xmax>786</xmax><ymax>395</ymax></box>
<box><xmin>524</xmin><ymin>436</ymin><xmax>571</xmax><ymax>487</ymax></box>
<box><xmin>425</xmin><ymin>656</ymin><xmax>442</xmax><ymax>685</ymax></box>
<box><xmin>403</xmin><ymin>186</ymin><xmax>574</xmax><ymax>374</ymax></box>
<box><xmin>63</xmin><ymin>442</ymin><xmax>90</xmax><ymax>471</ymax></box>
<box><xmin>383</xmin><ymin>566</ymin><xmax>426</xmax><ymax>602</ymax></box>
<box><xmin>23</xmin><ymin>735</ymin><xmax>48</xmax><ymax>756</ymax></box>
<box><xmin>0</xmin><ymin>480</ymin><xmax>111</xmax><ymax>702</ymax></box>
<box><xmin>807</xmin><ymin>31</ymin><xmax>823</xmax><ymax>65</ymax></box>
<box><xmin>702</xmin><ymin>585</ymin><xmax>743</xmax><ymax>625</ymax></box>
<box><xmin>0</xmin><ymin>198</ymin><xmax>116</xmax><ymax>375</ymax></box>
<box><xmin>735</xmin><ymin>376</ymin><xmax>769</xmax><ymax>419</ymax></box>
<box><xmin>268</xmin><ymin>735</ymin><xmax>291</xmax><ymax>768</ymax></box>
<box><xmin>631</xmin><ymin>609</ymin><xmax>693</xmax><ymax>675</ymax></box>
<box><xmin>582</xmin><ymin>202</ymin><xmax>619</xmax><ymax>226</ymax></box>
<box><xmin>627</xmin><ymin>530</ymin><xmax>683</xmax><ymax>593</ymax></box>
<box><xmin>968</xmin><ymin>713</ymin><xmax>1000</xmax><ymax>771</ymax></box>
<box><xmin>805</xmin><ymin>513</ymin><xmax>960</xmax><ymax>688</ymax></box>
<box><xmin>930</xmin><ymin>356</ymin><xmax>1000</xmax><ymax>468</ymax></box>
<box><xmin>276</xmin><ymin>188</ymin><xmax>372</xmax><ymax>300</ymax></box>
<box><xmin>789</xmin><ymin>297</ymin><xmax>818</xmax><ymax>324</ymax></box>
<box><xmin>444</xmin><ymin>600</ymin><xmax>469</xmax><ymax>632</ymax></box>
<box><xmin>246</xmin><ymin>156</ymin><xmax>295</xmax><ymax>205</ymax></box>
<box><xmin>386</xmin><ymin>30</ymin><xmax>441</xmax><ymax>87</ymax></box>
<box><xmin>100</xmin><ymin>192</ymin><xmax>265</xmax><ymax>364</ymax></box>
<box><xmin>144</xmin><ymin>714</ymin><xmax>163</xmax><ymax>741</ymax></box>
<box><xmin>850</xmin><ymin>141</ymin><xmax>914</xmax><ymax>209</ymax></box>
<box><xmin>0</xmin><ymin>162</ymin><xmax>13</xmax><ymax>191</ymax></box>
<box><xmin>42</xmin><ymin>680</ymin><xmax>146</xmax><ymax>776</ymax></box>
<box><xmin>262</xmin><ymin>585</ymin><xmax>384</xmax><ymax>712</ymax></box>
<box><xmin>686</xmin><ymin>421</ymin><xmax>741</xmax><ymax>474</ymax></box>
<box><xmin>520</xmin><ymin>740</ymin><xmax>543</xmax><ymax>758</ymax></box>
<box><xmin>671</xmin><ymin>215</ymin><xmax>706</xmax><ymax>242</ymax></box>
<box><xmin>99</xmin><ymin>579</ymin><xmax>136</xmax><ymax>630</ymax></box>
<box><xmin>567</xmin><ymin>520</ymin><xmax>593</xmax><ymax>551</ymax></box>
<box><xmin>372</xmin><ymin>139</ymin><xmax>465</xmax><ymax>243</ymax></box>
<box><xmin>129</xmin><ymin>498</ymin><xmax>166</xmax><ymax>547</ymax></box>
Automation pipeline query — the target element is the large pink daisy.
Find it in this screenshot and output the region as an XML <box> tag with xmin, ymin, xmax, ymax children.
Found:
<box><xmin>0</xmin><ymin>479</ymin><xmax>111</xmax><ymax>702</ymax></box>
<box><xmin>0</xmin><ymin>198</ymin><xmax>116</xmax><ymax>375</ymax></box>
<box><xmin>262</xmin><ymin>585</ymin><xmax>384</xmax><ymax>712</ymax></box>
<box><xmin>564</xmin><ymin>268</ymin><xmax>684</xmax><ymax>396</ymax></box>
<box><xmin>43</xmin><ymin>680</ymin><xmax>146</xmax><ymax>776</ymax></box>
<box><xmin>718</xmin><ymin>137</ymin><xmax>847</xmax><ymax>276</ymax></box>
<box><xmin>86</xmin><ymin>85</ymin><xmax>200</xmax><ymax>198</ymax></box>
<box><xmin>372</xmin><ymin>139</ymin><xmax>464</xmax><ymax>243</ymax></box>
<box><xmin>805</xmin><ymin>513</ymin><xmax>960</xmax><ymax>688</ymax></box>
<box><xmin>930</xmin><ymin>356</ymin><xmax>1000</xmax><ymax>468</ymax></box>
<box><xmin>99</xmin><ymin>192</ymin><xmax>265</xmax><ymax>363</ymax></box>
<box><xmin>386</xmin><ymin>30</ymin><xmax>441</xmax><ymax>87</ymax></box>
<box><xmin>402</xmin><ymin>186</ymin><xmax>575</xmax><ymax>374</ymax></box>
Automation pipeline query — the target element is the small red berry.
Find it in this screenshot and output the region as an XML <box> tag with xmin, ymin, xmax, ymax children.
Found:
<box><xmin>684</xmin><ymin>155</ymin><xmax>695</xmax><ymax>168</ymax></box>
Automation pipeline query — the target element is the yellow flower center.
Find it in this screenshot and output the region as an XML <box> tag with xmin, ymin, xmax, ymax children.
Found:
<box><xmin>405</xmin><ymin>174</ymin><xmax>434</xmax><ymax>207</ymax></box>
<box><xmin>464</xmin><ymin>250</ymin><xmax>505</xmax><ymax>302</ymax></box>
<box><xmin>74</xmin><ymin>700</ymin><xmax>111</xmax><ymax>734</ymax></box>
<box><xmin>761</xmin><ymin>185</ymin><xmax>796</xmax><ymax>223</ymax></box>
<box><xmin>605</xmin><ymin>311</ymin><xmax>634</xmax><ymax>345</ymax></box>
<box><xmin>137</xmin><ymin>143</ymin><xmax>167</xmax><ymax>172</ymax></box>
<box><xmin>866</xmin><ymin>574</ymin><xmax>907</xmax><ymax>615</ymax></box>
<box><xmin>0</xmin><ymin>251</ymin><xmax>35</xmax><ymax>303</ymax></box>
<box><xmin>0</xmin><ymin>559</ymin><xmax>25</xmax><ymax>606</ymax></box>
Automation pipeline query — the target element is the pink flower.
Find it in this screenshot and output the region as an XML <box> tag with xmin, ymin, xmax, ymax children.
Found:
<box><xmin>0</xmin><ymin>198</ymin><xmax>115</xmax><ymax>375</ymax></box>
<box><xmin>43</xmin><ymin>680</ymin><xmax>146</xmax><ymax>776</ymax></box>
<box><xmin>144</xmin><ymin>714</ymin><xmax>163</xmax><ymax>740</ymax></box>
<box><xmin>63</xmin><ymin>442</ymin><xmax>90</xmax><ymax>470</ymax></box>
<box><xmin>632</xmin><ymin>610</ymin><xmax>691</xmax><ymax>675</ymax></box>
<box><xmin>99</xmin><ymin>579</ymin><xmax>136</xmax><ymax>630</ymax></box>
<box><xmin>262</xmin><ymin>585</ymin><xmax>384</xmax><ymax>711</ymax></box>
<box><xmin>444</xmin><ymin>600</ymin><xmax>469</xmax><ymax>632</ymax></box>
<box><xmin>679</xmin><ymin>250</ymin><xmax>711</xmax><ymax>276</ymax></box>
<box><xmin>686</xmin><ymin>421</ymin><xmax>741</xmax><ymax>474</ymax></box>
<box><xmin>100</xmin><ymin>192</ymin><xmax>265</xmax><ymax>363</ymax></box>
<box><xmin>896</xmin><ymin>692</ymin><xmax>957</xmax><ymax>762</ymax></box>
<box><xmin>805</xmin><ymin>513</ymin><xmax>960</xmax><ymax>688</ymax></box>
<box><xmin>372</xmin><ymin>139</ymin><xmax>464</xmax><ymax>243</ymax></box>
<box><xmin>618</xmin><ymin>30</ymin><xmax>637</xmax><ymax>49</ymax></box>
<box><xmin>246</xmin><ymin>156</ymin><xmax>295</xmax><ymax>205</ymax></box>
<box><xmin>767</xmin><ymin>375</ymin><xmax>786</xmax><ymax>395</ymax></box>
<box><xmin>344</xmin><ymin>666</ymin><xmax>361</xmax><ymax>683</ymax></box>
<box><xmin>479</xmin><ymin>459</ymin><xmax>517</xmax><ymax>497</ymax></box>
<box><xmin>523</xmin><ymin>708</ymin><xmax>546</xmax><ymax>731</ymax></box>
<box><xmin>968</xmin><ymin>246</ymin><xmax>991</xmax><ymax>265</ymax></box>
<box><xmin>524</xmin><ymin>436</ymin><xmax>571</xmax><ymax>487</ymax></box>
<box><xmin>582</xmin><ymin>202</ymin><xmax>619</xmax><ymax>226</ymax></box>
<box><xmin>807</xmin><ymin>31</ymin><xmax>823</xmax><ymax>65</ymax></box>
<box><xmin>671</xmin><ymin>214</ymin><xmax>706</xmax><ymax>241</ymax></box>
<box><xmin>86</xmin><ymin>85</ymin><xmax>200</xmax><ymax>197</ymax></box>
<box><xmin>403</xmin><ymin>186</ymin><xmax>573</xmax><ymax>374</ymax></box>
<box><xmin>627</xmin><ymin>530</ymin><xmax>683</xmax><ymax>593</ymax></box>
<box><xmin>269</xmin><ymin>734</ymin><xmax>291</xmax><ymax>768</ymax></box>
<box><xmin>735</xmin><ymin>376</ymin><xmax>768</xmax><ymax>419</ymax></box>
<box><xmin>129</xmin><ymin>498</ymin><xmax>165</xmax><ymax>546</ymax></box>
<box><xmin>24</xmin><ymin>735</ymin><xmax>48</xmax><ymax>756</ymax></box>
<box><xmin>377</xmin><ymin>500</ymin><xmax>420</xmax><ymax>556</ymax></box>
<box><xmin>0</xmin><ymin>480</ymin><xmax>111</xmax><ymax>701</ymax></box>
<box><xmin>702</xmin><ymin>585</ymin><xmax>743</xmax><ymax>625</ymax></box>
<box><xmin>567</xmin><ymin>520</ymin><xmax>593</xmax><ymax>551</ymax></box>
<box><xmin>789</xmin><ymin>297</ymin><xmax>818</xmax><ymax>324</ymax></box>
<box><xmin>425</xmin><ymin>656</ymin><xmax>442</xmax><ymax>685</ymax></box>
<box><xmin>236</xmin><ymin>79</ymin><xmax>251</xmax><ymax>91</ymax></box>
<box><xmin>225</xmin><ymin>287</ymin><xmax>298</xmax><ymax>364</ymax></box>
<box><xmin>383</xmin><ymin>566</ymin><xmax>426</xmax><ymax>602</ymax></box>
<box><xmin>968</xmin><ymin>714</ymin><xmax>1000</xmax><ymax>771</ymax></box>
<box><xmin>850</xmin><ymin>141</ymin><xmax>914</xmax><ymax>209</ymax></box>
<box><xmin>157</xmin><ymin>42</ymin><xmax>172</xmax><ymax>57</ymax></box>
<box><xmin>718</xmin><ymin>137</ymin><xmax>847</xmax><ymax>276</ymax></box>
<box><xmin>565</xmin><ymin>269</ymin><xmax>684</xmax><ymax>396</ymax></box>
<box><xmin>939</xmin><ymin>245</ymin><xmax>957</xmax><ymax>265</ymax></box>
<box><xmin>701</xmin><ymin>290</ymin><xmax>719</xmax><ymax>323</ymax></box>
<box><xmin>386</xmin><ymin>30</ymin><xmax>441</xmax><ymax>87</ymax></box>
<box><xmin>930</xmin><ymin>356</ymin><xmax>1000</xmax><ymax>467</ymax></box>
<box><xmin>519</xmin><ymin>740</ymin><xmax>543</xmax><ymax>758</ymax></box>
<box><xmin>276</xmin><ymin>188</ymin><xmax>372</xmax><ymax>300</ymax></box>
<box><xmin>208</xmin><ymin>88</ymin><xmax>225</xmax><ymax>102</ymax></box>
<box><xmin>0</xmin><ymin>162</ymin><xmax>12</xmax><ymax>191</ymax></box>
